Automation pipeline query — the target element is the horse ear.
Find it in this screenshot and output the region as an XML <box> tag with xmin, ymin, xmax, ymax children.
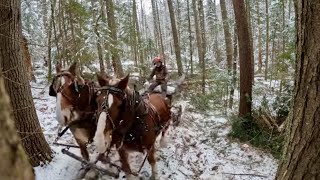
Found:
<box><xmin>118</xmin><ymin>74</ymin><xmax>129</xmax><ymax>90</ymax></box>
<box><xmin>96</xmin><ymin>73</ymin><xmax>108</xmax><ymax>86</ymax></box>
<box><xmin>68</xmin><ymin>62</ymin><xmax>78</xmax><ymax>75</ymax></box>
<box><xmin>56</xmin><ymin>63</ymin><xmax>62</xmax><ymax>73</ymax></box>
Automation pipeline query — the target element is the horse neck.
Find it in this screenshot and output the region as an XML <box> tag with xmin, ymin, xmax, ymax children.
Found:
<box><xmin>116</xmin><ymin>89</ymin><xmax>143</xmax><ymax>132</ymax></box>
<box><xmin>75</xmin><ymin>83</ymin><xmax>96</xmax><ymax>112</ymax></box>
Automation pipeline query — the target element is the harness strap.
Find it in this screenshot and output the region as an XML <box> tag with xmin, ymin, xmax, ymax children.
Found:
<box><xmin>143</xmin><ymin>98</ymin><xmax>162</xmax><ymax>133</ymax></box>
<box><xmin>57</xmin><ymin>126</ymin><xmax>70</xmax><ymax>138</ymax></box>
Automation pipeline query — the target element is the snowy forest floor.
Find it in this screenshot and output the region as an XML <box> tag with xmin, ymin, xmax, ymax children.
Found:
<box><xmin>32</xmin><ymin>61</ymin><xmax>278</xmax><ymax>180</ymax></box>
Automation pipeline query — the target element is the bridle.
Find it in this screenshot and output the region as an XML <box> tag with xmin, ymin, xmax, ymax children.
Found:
<box><xmin>96</xmin><ymin>85</ymin><xmax>127</xmax><ymax>130</ymax></box>
<box><xmin>52</xmin><ymin>71</ymin><xmax>84</xmax><ymax>104</ymax></box>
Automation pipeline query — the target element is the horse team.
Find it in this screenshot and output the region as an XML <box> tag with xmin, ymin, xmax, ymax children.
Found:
<box><xmin>49</xmin><ymin>62</ymin><xmax>173</xmax><ymax>180</ymax></box>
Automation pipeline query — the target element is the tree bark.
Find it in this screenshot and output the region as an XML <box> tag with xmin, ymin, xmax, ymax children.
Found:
<box><xmin>232</xmin><ymin>0</ymin><xmax>253</xmax><ymax>117</ymax></box>
<box><xmin>0</xmin><ymin>0</ymin><xmax>52</xmax><ymax>166</ymax></box>
<box><xmin>100</xmin><ymin>0</ymin><xmax>111</xmax><ymax>72</ymax></box>
<box><xmin>220</xmin><ymin>0</ymin><xmax>233</xmax><ymax>74</ymax></box>
<box><xmin>51</xmin><ymin>0</ymin><xmax>60</xmax><ymax>64</ymax></box>
<box><xmin>275</xmin><ymin>1</ymin><xmax>320</xmax><ymax>179</ymax></box>
<box><xmin>0</xmin><ymin>76</ymin><xmax>34</xmax><ymax>180</ymax></box>
<box><xmin>167</xmin><ymin>0</ymin><xmax>183</xmax><ymax>76</ymax></box>
<box><xmin>155</xmin><ymin>2</ymin><xmax>165</xmax><ymax>63</ymax></box>
<box><xmin>229</xmin><ymin>26</ymin><xmax>238</xmax><ymax>109</ymax></box>
<box><xmin>256</xmin><ymin>0</ymin><xmax>262</xmax><ymax>73</ymax></box>
<box><xmin>192</xmin><ymin>0</ymin><xmax>201</xmax><ymax>67</ymax></box>
<box><xmin>187</xmin><ymin>0</ymin><xmax>193</xmax><ymax>75</ymax></box>
<box><xmin>105</xmin><ymin>0</ymin><xmax>124</xmax><ymax>77</ymax></box>
<box><xmin>198</xmin><ymin>0</ymin><xmax>206</xmax><ymax>94</ymax></box>
<box><xmin>91</xmin><ymin>0</ymin><xmax>105</xmax><ymax>75</ymax></box>
<box><xmin>133</xmin><ymin>0</ymin><xmax>145</xmax><ymax>76</ymax></box>
<box><xmin>264</xmin><ymin>0</ymin><xmax>269</xmax><ymax>80</ymax></box>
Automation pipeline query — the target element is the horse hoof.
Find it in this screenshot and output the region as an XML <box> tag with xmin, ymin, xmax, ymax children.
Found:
<box><xmin>96</xmin><ymin>153</ymin><xmax>109</xmax><ymax>164</ymax></box>
<box><xmin>160</xmin><ymin>137</ymin><xmax>168</xmax><ymax>148</ymax></box>
<box><xmin>126</xmin><ymin>174</ymin><xmax>139</xmax><ymax>180</ymax></box>
<box><xmin>149</xmin><ymin>175</ymin><xmax>158</xmax><ymax>180</ymax></box>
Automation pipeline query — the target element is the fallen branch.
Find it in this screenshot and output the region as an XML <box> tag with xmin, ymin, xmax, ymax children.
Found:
<box><xmin>61</xmin><ymin>149</ymin><xmax>119</xmax><ymax>178</ymax></box>
<box><xmin>53</xmin><ymin>142</ymin><xmax>79</xmax><ymax>148</ymax></box>
<box><xmin>178</xmin><ymin>169</ymin><xmax>189</xmax><ymax>177</ymax></box>
<box><xmin>222</xmin><ymin>172</ymin><xmax>268</xmax><ymax>178</ymax></box>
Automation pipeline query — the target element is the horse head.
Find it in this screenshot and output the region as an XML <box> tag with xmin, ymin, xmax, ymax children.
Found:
<box><xmin>94</xmin><ymin>73</ymin><xmax>133</xmax><ymax>153</ymax></box>
<box><xmin>49</xmin><ymin>62</ymin><xmax>94</xmax><ymax>129</ymax></box>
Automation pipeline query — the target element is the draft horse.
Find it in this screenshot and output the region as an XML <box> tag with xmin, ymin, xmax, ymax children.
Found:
<box><xmin>93</xmin><ymin>74</ymin><xmax>172</xmax><ymax>179</ymax></box>
<box><xmin>49</xmin><ymin>62</ymin><xmax>97</xmax><ymax>161</ymax></box>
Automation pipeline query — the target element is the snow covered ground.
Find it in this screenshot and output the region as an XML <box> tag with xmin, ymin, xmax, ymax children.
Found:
<box><xmin>32</xmin><ymin>62</ymin><xmax>278</xmax><ymax>180</ymax></box>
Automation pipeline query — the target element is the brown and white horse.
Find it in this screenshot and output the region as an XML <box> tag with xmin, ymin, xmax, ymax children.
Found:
<box><xmin>49</xmin><ymin>62</ymin><xmax>97</xmax><ymax>160</ymax></box>
<box><xmin>93</xmin><ymin>74</ymin><xmax>172</xmax><ymax>179</ymax></box>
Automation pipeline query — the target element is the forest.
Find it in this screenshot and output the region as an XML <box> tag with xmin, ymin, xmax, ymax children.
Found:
<box><xmin>0</xmin><ymin>0</ymin><xmax>319</xmax><ymax>180</ymax></box>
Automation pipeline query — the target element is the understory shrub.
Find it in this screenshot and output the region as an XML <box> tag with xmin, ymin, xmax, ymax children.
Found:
<box><xmin>228</xmin><ymin>115</ymin><xmax>284</xmax><ymax>159</ymax></box>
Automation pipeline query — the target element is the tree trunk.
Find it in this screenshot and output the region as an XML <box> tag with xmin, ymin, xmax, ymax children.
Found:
<box><xmin>281</xmin><ymin>0</ymin><xmax>286</xmax><ymax>54</ymax></box>
<box><xmin>198</xmin><ymin>0</ymin><xmax>206</xmax><ymax>94</ymax></box>
<box><xmin>0</xmin><ymin>76</ymin><xmax>34</xmax><ymax>180</ymax></box>
<box><xmin>155</xmin><ymin>2</ymin><xmax>165</xmax><ymax>63</ymax></box>
<box><xmin>232</xmin><ymin>0</ymin><xmax>253</xmax><ymax>117</ymax></box>
<box><xmin>105</xmin><ymin>0</ymin><xmax>124</xmax><ymax>77</ymax></box>
<box><xmin>256</xmin><ymin>0</ymin><xmax>262</xmax><ymax>73</ymax></box>
<box><xmin>100</xmin><ymin>0</ymin><xmax>111</xmax><ymax>73</ymax></box>
<box><xmin>229</xmin><ymin>26</ymin><xmax>238</xmax><ymax>109</ymax></box>
<box><xmin>220</xmin><ymin>0</ymin><xmax>233</xmax><ymax>74</ymax></box>
<box><xmin>264</xmin><ymin>0</ymin><xmax>269</xmax><ymax>80</ymax></box>
<box><xmin>213</xmin><ymin>0</ymin><xmax>222</xmax><ymax>64</ymax></box>
<box><xmin>58</xmin><ymin>0</ymin><xmax>67</xmax><ymax>62</ymax></box>
<box><xmin>0</xmin><ymin>0</ymin><xmax>52</xmax><ymax>166</ymax></box>
<box><xmin>47</xmin><ymin>1</ymin><xmax>53</xmax><ymax>80</ymax></box>
<box><xmin>245</xmin><ymin>0</ymin><xmax>254</xmax><ymax>79</ymax></box>
<box><xmin>275</xmin><ymin>1</ymin><xmax>320</xmax><ymax>179</ymax></box>
<box><xmin>187</xmin><ymin>0</ymin><xmax>193</xmax><ymax>75</ymax></box>
<box><xmin>133</xmin><ymin>0</ymin><xmax>145</xmax><ymax>76</ymax></box>
<box><xmin>167</xmin><ymin>0</ymin><xmax>183</xmax><ymax>76</ymax></box>
<box><xmin>151</xmin><ymin>0</ymin><xmax>159</xmax><ymax>51</ymax></box>
<box><xmin>91</xmin><ymin>0</ymin><xmax>105</xmax><ymax>75</ymax></box>
<box><xmin>192</xmin><ymin>0</ymin><xmax>202</xmax><ymax>86</ymax></box>
<box><xmin>51</xmin><ymin>0</ymin><xmax>60</xmax><ymax>63</ymax></box>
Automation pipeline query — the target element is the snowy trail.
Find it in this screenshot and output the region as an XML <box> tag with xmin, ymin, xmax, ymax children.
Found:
<box><xmin>32</xmin><ymin>62</ymin><xmax>277</xmax><ymax>180</ymax></box>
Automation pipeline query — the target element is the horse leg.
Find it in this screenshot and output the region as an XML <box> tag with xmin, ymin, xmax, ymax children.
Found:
<box><xmin>118</xmin><ymin>148</ymin><xmax>135</xmax><ymax>180</ymax></box>
<box><xmin>71</xmin><ymin>127</ymin><xmax>90</xmax><ymax>161</ymax></box>
<box><xmin>147</xmin><ymin>146</ymin><xmax>158</xmax><ymax>180</ymax></box>
<box><xmin>76</xmin><ymin>138</ymin><xmax>89</xmax><ymax>161</ymax></box>
<box><xmin>160</xmin><ymin>124</ymin><xmax>169</xmax><ymax>148</ymax></box>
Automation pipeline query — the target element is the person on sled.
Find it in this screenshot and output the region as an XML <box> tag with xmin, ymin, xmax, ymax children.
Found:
<box><xmin>147</xmin><ymin>57</ymin><xmax>168</xmax><ymax>98</ymax></box>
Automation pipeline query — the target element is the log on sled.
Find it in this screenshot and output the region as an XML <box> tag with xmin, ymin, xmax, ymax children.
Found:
<box><xmin>61</xmin><ymin>148</ymin><xmax>119</xmax><ymax>178</ymax></box>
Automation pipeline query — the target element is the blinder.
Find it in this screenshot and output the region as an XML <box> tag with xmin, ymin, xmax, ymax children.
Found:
<box><xmin>97</xmin><ymin>85</ymin><xmax>127</xmax><ymax>129</ymax></box>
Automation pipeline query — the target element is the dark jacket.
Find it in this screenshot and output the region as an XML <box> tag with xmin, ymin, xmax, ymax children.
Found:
<box><xmin>149</xmin><ymin>65</ymin><xmax>168</xmax><ymax>81</ymax></box>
